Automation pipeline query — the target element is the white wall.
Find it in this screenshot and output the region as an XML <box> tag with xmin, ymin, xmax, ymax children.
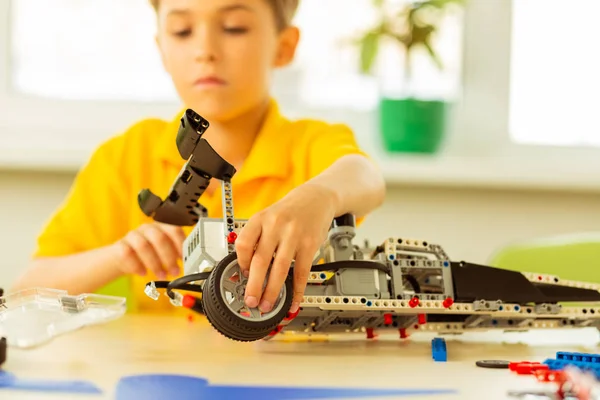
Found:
<box><xmin>2</xmin><ymin>170</ymin><xmax>599</xmax><ymax>289</ymax></box>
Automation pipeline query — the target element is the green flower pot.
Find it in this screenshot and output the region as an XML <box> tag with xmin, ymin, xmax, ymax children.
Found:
<box><xmin>379</xmin><ymin>97</ymin><xmax>447</xmax><ymax>153</ymax></box>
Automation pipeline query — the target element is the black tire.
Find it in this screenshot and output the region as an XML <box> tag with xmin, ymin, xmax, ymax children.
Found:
<box><xmin>202</xmin><ymin>252</ymin><xmax>293</xmax><ymax>342</ymax></box>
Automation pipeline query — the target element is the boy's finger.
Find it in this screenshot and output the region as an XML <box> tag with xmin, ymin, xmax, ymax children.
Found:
<box><xmin>158</xmin><ymin>223</ymin><xmax>186</xmax><ymax>257</ymax></box>
<box><xmin>290</xmin><ymin>250</ymin><xmax>312</xmax><ymax>314</ymax></box>
<box><xmin>115</xmin><ymin>240</ymin><xmax>146</xmax><ymax>276</ymax></box>
<box><xmin>145</xmin><ymin>225</ymin><xmax>180</xmax><ymax>276</ymax></box>
<box><xmin>244</xmin><ymin>231</ymin><xmax>278</xmax><ymax>309</ymax></box>
<box><xmin>127</xmin><ymin>230</ymin><xmax>165</xmax><ymax>279</ymax></box>
<box><xmin>235</xmin><ymin>219</ymin><xmax>261</xmax><ymax>273</ymax></box>
<box><xmin>259</xmin><ymin>239</ymin><xmax>295</xmax><ymax>313</ymax></box>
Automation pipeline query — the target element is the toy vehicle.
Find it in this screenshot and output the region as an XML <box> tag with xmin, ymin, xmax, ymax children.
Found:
<box><xmin>140</xmin><ymin>109</ymin><xmax>600</xmax><ymax>342</ymax></box>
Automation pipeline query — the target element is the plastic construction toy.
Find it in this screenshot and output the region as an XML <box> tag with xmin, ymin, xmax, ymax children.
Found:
<box><xmin>140</xmin><ymin>108</ymin><xmax>600</xmax><ymax>342</ymax></box>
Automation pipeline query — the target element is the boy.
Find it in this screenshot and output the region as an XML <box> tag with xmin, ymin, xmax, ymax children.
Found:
<box><xmin>10</xmin><ymin>0</ymin><xmax>386</xmax><ymax>315</ymax></box>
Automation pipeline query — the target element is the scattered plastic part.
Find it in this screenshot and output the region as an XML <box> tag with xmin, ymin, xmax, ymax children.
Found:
<box><xmin>556</xmin><ymin>352</ymin><xmax>600</xmax><ymax>363</ymax></box>
<box><xmin>507</xmin><ymin>389</ymin><xmax>577</xmax><ymax>399</ymax></box>
<box><xmin>0</xmin><ymin>371</ymin><xmax>101</xmax><ymax>394</ymax></box>
<box><xmin>511</xmin><ymin>358</ymin><xmax>600</xmax><ymax>400</ymax></box>
<box><xmin>510</xmin><ymin>362</ymin><xmax>549</xmax><ymax>375</ymax></box>
<box><xmin>431</xmin><ymin>337</ymin><xmax>447</xmax><ymax>362</ymax></box>
<box><xmin>115</xmin><ymin>375</ymin><xmax>457</xmax><ymax>400</ymax></box>
<box><xmin>543</xmin><ymin>351</ymin><xmax>600</xmax><ymax>379</ymax></box>
<box><xmin>476</xmin><ymin>360</ymin><xmax>510</xmax><ymax>369</ymax></box>
<box><xmin>0</xmin><ymin>288</ymin><xmax>126</xmax><ymax>348</ymax></box>
<box><xmin>534</xmin><ymin>369</ymin><xmax>568</xmax><ymax>384</ymax></box>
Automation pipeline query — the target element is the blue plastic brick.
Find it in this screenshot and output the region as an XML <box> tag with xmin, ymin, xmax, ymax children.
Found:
<box><xmin>542</xmin><ymin>351</ymin><xmax>600</xmax><ymax>379</ymax></box>
<box><xmin>555</xmin><ymin>351</ymin><xmax>600</xmax><ymax>363</ymax></box>
<box><xmin>432</xmin><ymin>338</ymin><xmax>447</xmax><ymax>362</ymax></box>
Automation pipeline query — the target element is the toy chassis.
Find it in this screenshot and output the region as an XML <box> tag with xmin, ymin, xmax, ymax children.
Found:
<box><xmin>139</xmin><ymin>109</ymin><xmax>600</xmax><ymax>342</ymax></box>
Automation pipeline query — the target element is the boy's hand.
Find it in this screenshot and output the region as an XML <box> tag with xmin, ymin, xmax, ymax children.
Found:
<box><xmin>236</xmin><ymin>183</ymin><xmax>339</xmax><ymax>315</ymax></box>
<box><xmin>113</xmin><ymin>222</ymin><xmax>186</xmax><ymax>279</ymax></box>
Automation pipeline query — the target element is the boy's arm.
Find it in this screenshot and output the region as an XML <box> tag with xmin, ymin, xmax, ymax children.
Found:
<box><xmin>237</xmin><ymin>123</ymin><xmax>386</xmax><ymax>313</ymax></box>
<box><xmin>13</xmin><ymin>245</ymin><xmax>125</xmax><ymax>295</ymax></box>
<box><xmin>304</xmin><ymin>153</ymin><xmax>386</xmax><ymax>218</ymax></box>
<box><xmin>9</xmin><ymin>138</ymin><xmax>130</xmax><ymax>294</ymax></box>
<box><xmin>12</xmin><ymin>221</ymin><xmax>185</xmax><ymax>295</ymax></box>
<box><xmin>10</xmin><ymin>129</ymin><xmax>185</xmax><ymax>295</ymax></box>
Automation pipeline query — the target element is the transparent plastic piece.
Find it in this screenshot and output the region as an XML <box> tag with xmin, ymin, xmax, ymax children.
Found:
<box><xmin>0</xmin><ymin>288</ymin><xmax>126</xmax><ymax>349</ymax></box>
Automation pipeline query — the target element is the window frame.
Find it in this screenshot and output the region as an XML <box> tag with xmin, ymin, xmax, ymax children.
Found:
<box><xmin>452</xmin><ymin>0</ymin><xmax>600</xmax><ymax>161</ymax></box>
<box><xmin>1</xmin><ymin>0</ymin><xmax>600</xmax><ymax>191</ymax></box>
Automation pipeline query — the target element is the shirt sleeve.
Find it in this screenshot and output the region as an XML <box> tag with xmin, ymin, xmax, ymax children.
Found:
<box><xmin>33</xmin><ymin>136</ymin><xmax>132</xmax><ymax>258</ymax></box>
<box><xmin>304</xmin><ymin>123</ymin><xmax>374</xmax><ymax>226</ymax></box>
<box><xmin>305</xmin><ymin>123</ymin><xmax>370</xmax><ymax>179</ymax></box>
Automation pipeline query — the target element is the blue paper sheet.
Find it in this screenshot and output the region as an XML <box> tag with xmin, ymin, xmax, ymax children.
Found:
<box><xmin>115</xmin><ymin>374</ymin><xmax>456</xmax><ymax>399</ymax></box>
<box><xmin>0</xmin><ymin>371</ymin><xmax>101</xmax><ymax>394</ymax></box>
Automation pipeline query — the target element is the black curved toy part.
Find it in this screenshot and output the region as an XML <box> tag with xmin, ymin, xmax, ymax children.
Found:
<box><xmin>201</xmin><ymin>252</ymin><xmax>293</xmax><ymax>342</ymax></box>
<box><xmin>138</xmin><ymin>108</ymin><xmax>236</xmax><ymax>226</ymax></box>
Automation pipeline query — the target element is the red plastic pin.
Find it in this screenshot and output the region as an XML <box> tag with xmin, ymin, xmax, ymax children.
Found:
<box><xmin>366</xmin><ymin>328</ymin><xmax>376</xmax><ymax>339</ymax></box>
<box><xmin>182</xmin><ymin>294</ymin><xmax>197</xmax><ymax>308</ymax></box>
<box><xmin>442</xmin><ymin>297</ymin><xmax>454</xmax><ymax>308</ymax></box>
<box><xmin>383</xmin><ymin>313</ymin><xmax>393</xmax><ymax>325</ymax></box>
<box><xmin>227</xmin><ymin>232</ymin><xmax>237</xmax><ymax>244</ymax></box>
<box><xmin>409</xmin><ymin>297</ymin><xmax>420</xmax><ymax>308</ymax></box>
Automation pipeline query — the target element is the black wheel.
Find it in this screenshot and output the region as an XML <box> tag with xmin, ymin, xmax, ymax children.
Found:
<box><xmin>202</xmin><ymin>251</ymin><xmax>293</xmax><ymax>342</ymax></box>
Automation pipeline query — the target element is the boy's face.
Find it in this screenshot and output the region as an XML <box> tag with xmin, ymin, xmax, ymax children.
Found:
<box><xmin>155</xmin><ymin>0</ymin><xmax>299</xmax><ymax>121</ymax></box>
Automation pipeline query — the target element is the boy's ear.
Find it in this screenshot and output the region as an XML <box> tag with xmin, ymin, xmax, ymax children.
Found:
<box><xmin>274</xmin><ymin>26</ymin><xmax>300</xmax><ymax>67</ymax></box>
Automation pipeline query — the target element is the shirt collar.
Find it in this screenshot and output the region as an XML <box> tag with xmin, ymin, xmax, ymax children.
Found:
<box><xmin>155</xmin><ymin>99</ymin><xmax>291</xmax><ymax>183</ymax></box>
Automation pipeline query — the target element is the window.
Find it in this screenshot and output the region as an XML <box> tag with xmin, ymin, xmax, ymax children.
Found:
<box><xmin>8</xmin><ymin>0</ymin><xmax>462</xmax><ymax>110</ymax></box>
<box><xmin>10</xmin><ymin>0</ymin><xmax>176</xmax><ymax>102</ymax></box>
<box><xmin>1</xmin><ymin>0</ymin><xmax>464</xmax><ymax>162</ymax></box>
<box><xmin>509</xmin><ymin>0</ymin><xmax>600</xmax><ymax>148</ymax></box>
<box><xmin>1</xmin><ymin>0</ymin><xmax>599</xmax><ymax>189</ymax></box>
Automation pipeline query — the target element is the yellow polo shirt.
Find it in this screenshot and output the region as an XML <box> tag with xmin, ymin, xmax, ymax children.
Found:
<box><xmin>33</xmin><ymin>100</ymin><xmax>369</xmax><ymax>312</ymax></box>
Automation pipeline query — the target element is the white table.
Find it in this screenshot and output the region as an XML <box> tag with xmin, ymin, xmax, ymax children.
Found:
<box><xmin>2</xmin><ymin>313</ymin><xmax>600</xmax><ymax>399</ymax></box>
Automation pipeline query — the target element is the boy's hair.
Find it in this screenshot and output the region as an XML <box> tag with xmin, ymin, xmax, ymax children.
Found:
<box><xmin>149</xmin><ymin>0</ymin><xmax>299</xmax><ymax>31</ymax></box>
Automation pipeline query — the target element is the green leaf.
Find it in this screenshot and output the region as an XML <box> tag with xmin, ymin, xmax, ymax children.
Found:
<box><xmin>359</xmin><ymin>32</ymin><xmax>380</xmax><ymax>74</ymax></box>
<box><xmin>423</xmin><ymin>41</ymin><xmax>443</xmax><ymax>70</ymax></box>
<box><xmin>419</xmin><ymin>0</ymin><xmax>465</xmax><ymax>8</ymax></box>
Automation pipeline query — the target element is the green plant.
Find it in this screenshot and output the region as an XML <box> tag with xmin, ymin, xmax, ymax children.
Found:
<box><xmin>358</xmin><ymin>0</ymin><xmax>465</xmax><ymax>80</ymax></box>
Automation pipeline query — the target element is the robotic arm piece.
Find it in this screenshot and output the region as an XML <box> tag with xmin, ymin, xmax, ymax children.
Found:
<box><xmin>138</xmin><ymin>109</ymin><xmax>236</xmax><ymax>226</ymax></box>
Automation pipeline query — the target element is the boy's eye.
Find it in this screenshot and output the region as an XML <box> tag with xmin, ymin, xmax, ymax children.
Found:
<box><xmin>173</xmin><ymin>29</ymin><xmax>192</xmax><ymax>37</ymax></box>
<box><xmin>223</xmin><ymin>26</ymin><xmax>248</xmax><ymax>34</ymax></box>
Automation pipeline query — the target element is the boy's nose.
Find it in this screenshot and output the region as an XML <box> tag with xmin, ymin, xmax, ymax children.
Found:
<box><xmin>195</xmin><ymin>50</ymin><xmax>216</xmax><ymax>63</ymax></box>
<box><xmin>194</xmin><ymin>28</ymin><xmax>219</xmax><ymax>62</ymax></box>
